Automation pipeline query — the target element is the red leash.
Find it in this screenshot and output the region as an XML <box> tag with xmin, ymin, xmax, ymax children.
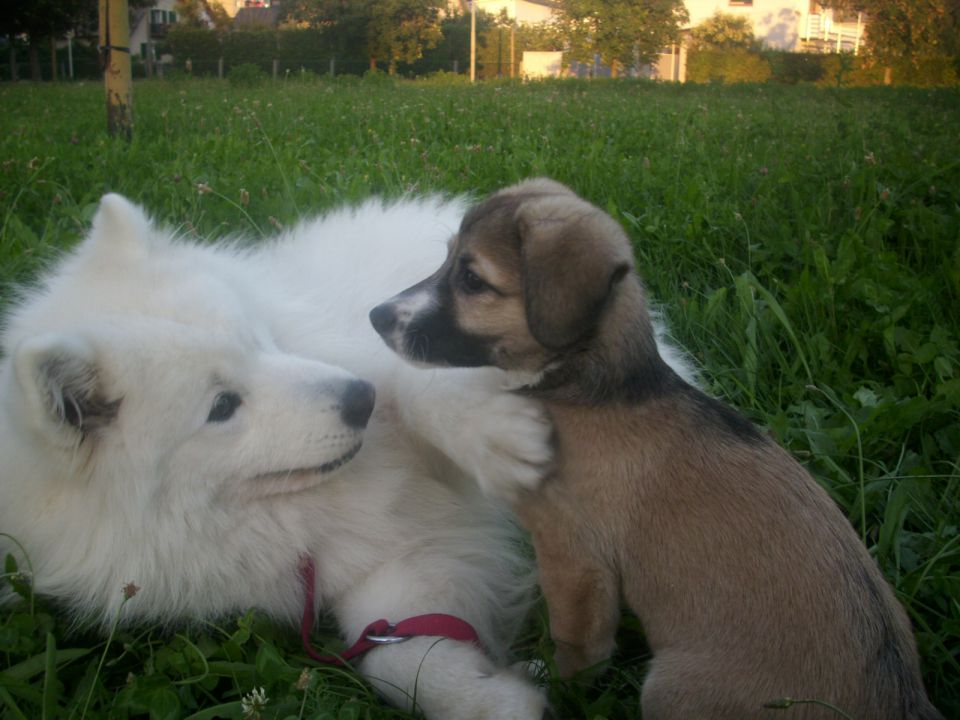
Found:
<box><xmin>298</xmin><ymin>555</ymin><xmax>480</xmax><ymax>665</ymax></box>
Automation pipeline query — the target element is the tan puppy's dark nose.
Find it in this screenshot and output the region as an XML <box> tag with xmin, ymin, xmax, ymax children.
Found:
<box><xmin>369</xmin><ymin>303</ymin><xmax>397</xmax><ymax>337</ymax></box>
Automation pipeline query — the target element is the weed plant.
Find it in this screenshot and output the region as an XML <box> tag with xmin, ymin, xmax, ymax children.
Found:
<box><xmin>0</xmin><ymin>77</ymin><xmax>958</xmax><ymax>719</ymax></box>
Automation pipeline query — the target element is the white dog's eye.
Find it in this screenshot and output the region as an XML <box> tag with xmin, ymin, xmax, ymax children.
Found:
<box><xmin>207</xmin><ymin>391</ymin><xmax>242</xmax><ymax>423</ymax></box>
<box><xmin>459</xmin><ymin>266</ymin><xmax>487</xmax><ymax>294</ymax></box>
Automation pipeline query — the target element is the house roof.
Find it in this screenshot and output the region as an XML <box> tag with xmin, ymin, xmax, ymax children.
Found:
<box><xmin>233</xmin><ymin>6</ymin><xmax>282</xmax><ymax>29</ymax></box>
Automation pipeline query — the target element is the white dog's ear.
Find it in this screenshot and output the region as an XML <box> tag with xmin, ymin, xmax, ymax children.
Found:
<box><xmin>516</xmin><ymin>195</ymin><xmax>634</xmax><ymax>350</ymax></box>
<box><xmin>87</xmin><ymin>193</ymin><xmax>153</xmax><ymax>261</ymax></box>
<box><xmin>13</xmin><ymin>333</ymin><xmax>120</xmax><ymax>446</ymax></box>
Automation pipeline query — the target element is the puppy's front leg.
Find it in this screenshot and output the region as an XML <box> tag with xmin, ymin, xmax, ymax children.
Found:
<box><xmin>524</xmin><ymin>517</ymin><xmax>620</xmax><ymax>678</ymax></box>
<box><xmin>390</xmin><ymin>364</ymin><xmax>553</xmax><ymax>501</ymax></box>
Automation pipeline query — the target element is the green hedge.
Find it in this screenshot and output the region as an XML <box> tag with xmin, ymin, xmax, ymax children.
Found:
<box><xmin>688</xmin><ymin>49</ymin><xmax>959</xmax><ymax>87</ymax></box>
<box><xmin>277</xmin><ymin>27</ymin><xmax>327</xmax><ymax>74</ymax></box>
<box><xmin>686</xmin><ymin>49</ymin><xmax>772</xmax><ymax>84</ymax></box>
<box><xmin>166</xmin><ymin>26</ymin><xmax>375</xmax><ymax>77</ymax></box>
<box><xmin>223</xmin><ymin>29</ymin><xmax>277</xmax><ymax>74</ymax></box>
<box><xmin>162</xmin><ymin>21</ymin><xmax>563</xmax><ymax>80</ymax></box>
<box><xmin>166</xmin><ymin>26</ymin><xmax>223</xmax><ymax>75</ymax></box>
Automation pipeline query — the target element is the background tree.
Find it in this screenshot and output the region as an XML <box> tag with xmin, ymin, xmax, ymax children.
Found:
<box><xmin>689</xmin><ymin>11</ymin><xmax>757</xmax><ymax>51</ymax></box>
<box><xmin>11</xmin><ymin>0</ymin><xmax>93</xmax><ymax>81</ymax></box>
<box><xmin>425</xmin><ymin>9</ymin><xmax>491</xmax><ymax>76</ymax></box>
<box><xmin>366</xmin><ymin>0</ymin><xmax>443</xmax><ymax>74</ymax></box>
<box><xmin>283</xmin><ymin>0</ymin><xmax>370</xmax><ymax>68</ymax></box>
<box><xmin>5</xmin><ymin>0</ymin><xmax>151</xmax><ymax>81</ymax></box>
<box><xmin>175</xmin><ymin>0</ymin><xmax>231</xmax><ymax>33</ymax></box>
<box><xmin>552</xmin><ymin>0</ymin><xmax>688</xmax><ymax>77</ymax></box>
<box><xmin>284</xmin><ymin>0</ymin><xmax>443</xmax><ymax>74</ymax></box>
<box><xmin>0</xmin><ymin>13</ymin><xmax>25</xmax><ymax>81</ymax></box>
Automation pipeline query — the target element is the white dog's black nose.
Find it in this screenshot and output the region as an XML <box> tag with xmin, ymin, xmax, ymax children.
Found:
<box><xmin>341</xmin><ymin>379</ymin><xmax>376</xmax><ymax>429</ymax></box>
<box><xmin>369</xmin><ymin>303</ymin><xmax>397</xmax><ymax>336</ymax></box>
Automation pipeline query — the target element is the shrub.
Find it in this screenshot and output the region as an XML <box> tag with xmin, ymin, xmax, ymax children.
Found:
<box><xmin>690</xmin><ymin>12</ymin><xmax>757</xmax><ymax>51</ymax></box>
<box><xmin>228</xmin><ymin>62</ymin><xmax>268</xmax><ymax>87</ymax></box>
<box><xmin>767</xmin><ymin>51</ymin><xmax>827</xmax><ymax>84</ymax></box>
<box><xmin>687</xmin><ymin>49</ymin><xmax>772</xmax><ymax>83</ymax></box>
<box><xmin>285</xmin><ymin>66</ymin><xmax>320</xmax><ymax>83</ymax></box>
<box><xmin>817</xmin><ymin>54</ymin><xmax>884</xmax><ymax>86</ymax></box>
<box><xmin>362</xmin><ymin>67</ymin><xmax>396</xmax><ymax>85</ymax></box>
<box><xmin>890</xmin><ymin>56</ymin><xmax>960</xmax><ymax>87</ymax></box>
<box><xmin>687</xmin><ymin>49</ymin><xmax>959</xmax><ymax>87</ymax></box>
<box><xmin>417</xmin><ymin>69</ymin><xmax>472</xmax><ymax>85</ymax></box>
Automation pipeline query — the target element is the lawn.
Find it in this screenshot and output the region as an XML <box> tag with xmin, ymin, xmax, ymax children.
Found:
<box><xmin>1</xmin><ymin>76</ymin><xmax>958</xmax><ymax>719</ymax></box>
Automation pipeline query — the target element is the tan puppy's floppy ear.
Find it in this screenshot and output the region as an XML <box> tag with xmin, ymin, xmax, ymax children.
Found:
<box><xmin>517</xmin><ymin>194</ymin><xmax>634</xmax><ymax>350</ymax></box>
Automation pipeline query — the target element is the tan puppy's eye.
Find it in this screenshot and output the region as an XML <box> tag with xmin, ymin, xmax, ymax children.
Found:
<box><xmin>459</xmin><ymin>266</ymin><xmax>488</xmax><ymax>294</ymax></box>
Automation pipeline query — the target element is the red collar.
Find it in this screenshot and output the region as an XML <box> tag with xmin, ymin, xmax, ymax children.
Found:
<box><xmin>298</xmin><ymin>554</ymin><xmax>480</xmax><ymax>665</ymax></box>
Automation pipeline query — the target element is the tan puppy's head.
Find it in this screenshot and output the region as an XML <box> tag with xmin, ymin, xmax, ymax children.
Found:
<box><xmin>370</xmin><ymin>178</ymin><xmax>635</xmax><ymax>374</ymax></box>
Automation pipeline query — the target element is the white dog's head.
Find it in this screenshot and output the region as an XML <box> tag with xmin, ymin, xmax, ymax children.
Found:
<box><xmin>0</xmin><ymin>195</ymin><xmax>374</xmax><ymax>623</ymax></box>
<box><xmin>9</xmin><ymin>323</ymin><xmax>374</xmax><ymax>500</ymax></box>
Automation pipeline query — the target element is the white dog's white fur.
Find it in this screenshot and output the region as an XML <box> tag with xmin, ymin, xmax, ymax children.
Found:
<box><xmin>0</xmin><ymin>194</ymin><xmax>554</xmax><ymax>719</ymax></box>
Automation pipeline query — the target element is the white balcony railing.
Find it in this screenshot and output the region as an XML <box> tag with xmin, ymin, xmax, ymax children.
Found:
<box><xmin>801</xmin><ymin>12</ymin><xmax>864</xmax><ymax>54</ymax></box>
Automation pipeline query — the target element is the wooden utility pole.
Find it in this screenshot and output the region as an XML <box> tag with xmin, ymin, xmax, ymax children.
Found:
<box><xmin>99</xmin><ymin>0</ymin><xmax>132</xmax><ymax>139</ymax></box>
<box><xmin>470</xmin><ymin>1</ymin><xmax>476</xmax><ymax>83</ymax></box>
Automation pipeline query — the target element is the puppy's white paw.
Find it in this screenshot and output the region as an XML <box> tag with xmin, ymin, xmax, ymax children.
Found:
<box><xmin>456</xmin><ymin>393</ymin><xmax>553</xmax><ymax>501</ymax></box>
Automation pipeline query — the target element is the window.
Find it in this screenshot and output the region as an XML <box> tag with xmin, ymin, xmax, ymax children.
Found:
<box><xmin>151</xmin><ymin>9</ymin><xmax>177</xmax><ymax>24</ymax></box>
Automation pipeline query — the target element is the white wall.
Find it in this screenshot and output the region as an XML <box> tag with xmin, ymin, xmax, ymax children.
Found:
<box><xmin>684</xmin><ymin>0</ymin><xmax>807</xmax><ymax>50</ymax></box>
<box><xmin>474</xmin><ymin>1</ymin><xmax>556</xmax><ymax>25</ymax></box>
<box><xmin>514</xmin><ymin>1</ymin><xmax>555</xmax><ymax>24</ymax></box>
<box><xmin>522</xmin><ymin>50</ymin><xmax>562</xmax><ymax>78</ymax></box>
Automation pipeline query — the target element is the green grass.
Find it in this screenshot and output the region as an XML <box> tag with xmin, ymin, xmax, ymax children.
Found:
<box><xmin>1</xmin><ymin>76</ymin><xmax>958</xmax><ymax>719</ymax></box>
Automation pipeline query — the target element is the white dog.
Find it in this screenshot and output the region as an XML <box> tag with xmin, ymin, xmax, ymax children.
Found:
<box><xmin>0</xmin><ymin>194</ymin><xmax>555</xmax><ymax>719</ymax></box>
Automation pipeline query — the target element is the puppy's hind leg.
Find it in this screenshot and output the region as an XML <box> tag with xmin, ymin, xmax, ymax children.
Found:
<box><xmin>641</xmin><ymin>653</ymin><xmax>814</xmax><ymax>720</ymax></box>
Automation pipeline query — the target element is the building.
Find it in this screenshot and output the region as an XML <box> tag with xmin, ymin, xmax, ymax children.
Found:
<box><xmin>468</xmin><ymin>0</ymin><xmax>559</xmax><ymax>24</ymax></box>
<box><xmin>130</xmin><ymin>0</ymin><xmax>284</xmax><ymax>61</ymax></box>
<box><xmin>683</xmin><ymin>0</ymin><xmax>863</xmax><ymax>53</ymax></box>
<box><xmin>130</xmin><ymin>0</ymin><xmax>179</xmax><ymax>61</ymax></box>
<box><xmin>648</xmin><ymin>1</ymin><xmax>866</xmax><ymax>81</ymax></box>
<box><xmin>209</xmin><ymin>0</ymin><xmax>274</xmax><ymax>18</ymax></box>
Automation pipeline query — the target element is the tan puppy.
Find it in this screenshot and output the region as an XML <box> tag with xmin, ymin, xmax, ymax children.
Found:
<box><xmin>370</xmin><ymin>179</ymin><xmax>942</xmax><ymax>720</ymax></box>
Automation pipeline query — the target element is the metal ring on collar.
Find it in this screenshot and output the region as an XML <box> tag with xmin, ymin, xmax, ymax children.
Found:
<box><xmin>365</xmin><ymin>634</ymin><xmax>410</xmax><ymax>644</ymax></box>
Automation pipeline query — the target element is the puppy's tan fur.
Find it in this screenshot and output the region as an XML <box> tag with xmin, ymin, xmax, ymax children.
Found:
<box><xmin>387</xmin><ymin>179</ymin><xmax>942</xmax><ymax>719</ymax></box>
